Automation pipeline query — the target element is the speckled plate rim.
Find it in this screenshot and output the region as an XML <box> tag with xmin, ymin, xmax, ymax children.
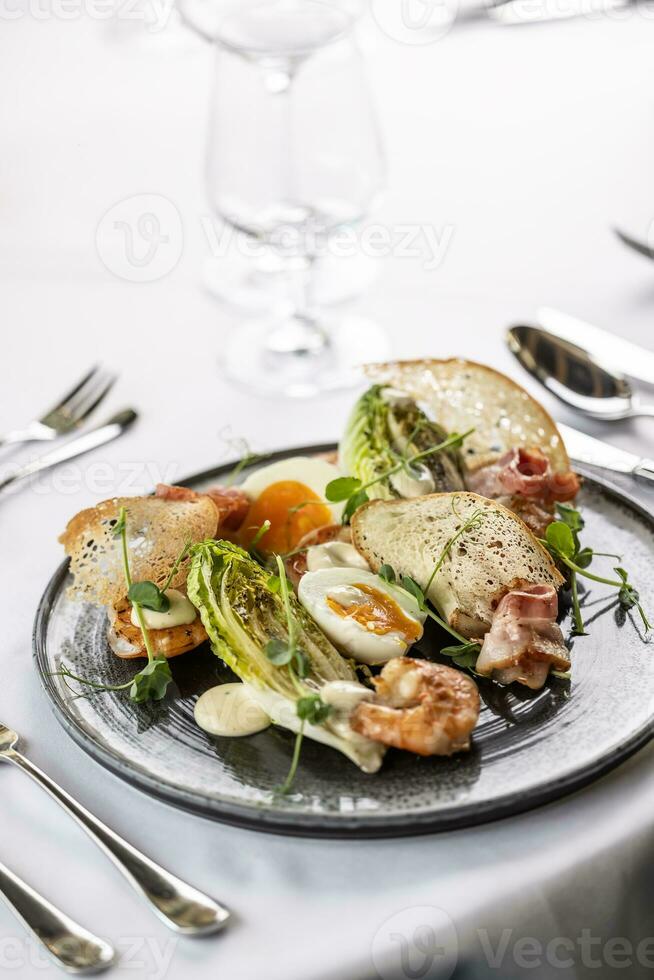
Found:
<box><xmin>33</xmin><ymin>444</ymin><xmax>654</xmax><ymax>838</ymax></box>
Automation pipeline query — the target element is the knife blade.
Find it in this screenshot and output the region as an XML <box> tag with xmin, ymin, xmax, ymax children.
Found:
<box><xmin>488</xmin><ymin>0</ymin><xmax>628</xmax><ymax>24</ymax></box>
<box><xmin>559</xmin><ymin>422</ymin><xmax>654</xmax><ymax>485</ymax></box>
<box><xmin>0</xmin><ymin>408</ymin><xmax>138</xmax><ymax>494</ymax></box>
<box><xmin>538</xmin><ymin>307</ymin><xmax>654</xmax><ymax>389</ymax></box>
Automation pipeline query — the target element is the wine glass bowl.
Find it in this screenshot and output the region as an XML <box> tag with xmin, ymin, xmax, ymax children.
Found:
<box><xmin>202</xmin><ymin>0</ymin><xmax>387</xmax><ymax>396</ymax></box>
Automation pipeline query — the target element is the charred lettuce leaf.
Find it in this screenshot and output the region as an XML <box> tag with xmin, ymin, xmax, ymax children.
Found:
<box><xmin>339</xmin><ymin>385</ymin><xmax>465</xmax><ymax>500</ymax></box>
<box><xmin>187</xmin><ymin>540</ymin><xmax>384</xmax><ymax>772</ymax></box>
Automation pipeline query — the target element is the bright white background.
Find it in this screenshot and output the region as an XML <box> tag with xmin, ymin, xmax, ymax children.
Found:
<box><xmin>2</xmin><ymin>4</ymin><xmax>654</xmax><ymax>978</ymax></box>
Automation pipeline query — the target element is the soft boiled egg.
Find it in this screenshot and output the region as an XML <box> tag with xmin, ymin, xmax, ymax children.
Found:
<box><xmin>240</xmin><ymin>457</ymin><xmax>344</xmax><ymax>555</ymax></box>
<box><xmin>298</xmin><ymin>567</ymin><xmax>426</xmax><ymax>665</ymax></box>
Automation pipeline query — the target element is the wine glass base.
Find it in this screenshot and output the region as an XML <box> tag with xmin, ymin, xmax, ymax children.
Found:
<box><xmin>221</xmin><ymin>313</ymin><xmax>390</xmax><ymax>398</ymax></box>
<box><xmin>203</xmin><ymin>252</ymin><xmax>378</xmax><ymax>314</ymax></box>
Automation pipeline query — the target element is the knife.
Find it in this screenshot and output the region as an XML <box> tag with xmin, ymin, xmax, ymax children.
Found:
<box><xmin>488</xmin><ymin>0</ymin><xmax>628</xmax><ymax>24</ymax></box>
<box><xmin>559</xmin><ymin>422</ymin><xmax>654</xmax><ymax>485</ymax></box>
<box><xmin>538</xmin><ymin>308</ymin><xmax>654</xmax><ymax>389</ymax></box>
<box><xmin>0</xmin><ymin>408</ymin><xmax>138</xmax><ymax>494</ymax></box>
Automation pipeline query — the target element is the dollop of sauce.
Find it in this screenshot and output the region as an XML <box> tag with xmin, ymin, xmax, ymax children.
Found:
<box><xmin>321</xmin><ymin>679</ymin><xmax>373</xmax><ymax>713</ymax></box>
<box><xmin>306</xmin><ymin>541</ymin><xmax>369</xmax><ymax>573</ymax></box>
<box><xmin>130</xmin><ymin>589</ymin><xmax>197</xmax><ymax>630</ymax></box>
<box><xmin>326</xmin><ymin>583</ymin><xmax>423</xmax><ymax>642</ymax></box>
<box><xmin>389</xmin><ymin>463</ymin><xmax>435</xmax><ymax>498</ymax></box>
<box><xmin>321</xmin><ymin>680</ymin><xmax>375</xmax><ymax>745</ymax></box>
<box><xmin>194</xmin><ymin>683</ymin><xmax>271</xmax><ymax>737</ymax></box>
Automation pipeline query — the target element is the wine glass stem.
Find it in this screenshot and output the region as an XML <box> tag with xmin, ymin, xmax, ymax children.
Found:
<box><xmin>261</xmin><ymin>62</ymin><xmax>329</xmax><ymax>359</ymax></box>
<box><xmin>266</xmin><ymin>256</ymin><xmax>329</xmax><ymax>357</ymax></box>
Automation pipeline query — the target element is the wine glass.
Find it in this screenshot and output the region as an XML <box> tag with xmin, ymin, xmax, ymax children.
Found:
<box><xmin>202</xmin><ymin>0</ymin><xmax>388</xmax><ymax>397</ymax></box>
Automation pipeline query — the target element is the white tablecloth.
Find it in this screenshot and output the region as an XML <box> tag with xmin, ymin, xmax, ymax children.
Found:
<box><xmin>2</xmin><ymin>7</ymin><xmax>654</xmax><ymax>978</ymax></box>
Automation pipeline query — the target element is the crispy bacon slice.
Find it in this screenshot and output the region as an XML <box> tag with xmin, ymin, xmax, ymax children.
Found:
<box><xmin>476</xmin><ymin>583</ymin><xmax>570</xmax><ymax>689</ymax></box>
<box><xmin>467</xmin><ymin>448</ymin><xmax>580</xmax><ymax>506</ymax></box>
<box><xmin>155</xmin><ymin>483</ymin><xmax>249</xmax><ymax>532</ymax></box>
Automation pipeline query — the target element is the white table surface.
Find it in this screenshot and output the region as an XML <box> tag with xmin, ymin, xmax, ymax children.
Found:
<box><xmin>2</xmin><ymin>6</ymin><xmax>654</xmax><ymax>979</ymax></box>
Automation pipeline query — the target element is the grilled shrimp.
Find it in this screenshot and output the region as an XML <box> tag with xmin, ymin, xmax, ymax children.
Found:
<box><xmin>107</xmin><ymin>598</ymin><xmax>208</xmax><ymax>659</ymax></box>
<box><xmin>351</xmin><ymin>658</ymin><xmax>480</xmax><ymax>756</ymax></box>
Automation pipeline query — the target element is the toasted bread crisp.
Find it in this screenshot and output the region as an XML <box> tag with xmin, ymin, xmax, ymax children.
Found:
<box><xmin>364</xmin><ymin>359</ymin><xmax>570</xmax><ymax>473</ymax></box>
<box><xmin>59</xmin><ymin>495</ymin><xmax>219</xmax><ymax>607</ymax></box>
<box><xmin>352</xmin><ymin>491</ymin><xmax>563</xmax><ymax>638</ymax></box>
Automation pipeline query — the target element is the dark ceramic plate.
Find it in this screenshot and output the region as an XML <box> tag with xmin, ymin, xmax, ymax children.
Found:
<box><xmin>33</xmin><ymin>446</ymin><xmax>654</xmax><ymax>837</ymax></box>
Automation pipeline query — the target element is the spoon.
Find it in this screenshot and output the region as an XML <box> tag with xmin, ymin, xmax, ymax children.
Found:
<box><xmin>614</xmin><ymin>227</ymin><xmax>654</xmax><ymax>263</ymax></box>
<box><xmin>506</xmin><ymin>324</ymin><xmax>654</xmax><ymax>420</ymax></box>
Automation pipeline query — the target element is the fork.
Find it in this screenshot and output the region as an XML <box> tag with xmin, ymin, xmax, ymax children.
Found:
<box><xmin>0</xmin><ymin>723</ymin><xmax>230</xmax><ymax>936</ymax></box>
<box><xmin>0</xmin><ymin>366</ymin><xmax>117</xmax><ymax>449</ymax></box>
<box><xmin>0</xmin><ymin>859</ymin><xmax>114</xmax><ymax>974</ymax></box>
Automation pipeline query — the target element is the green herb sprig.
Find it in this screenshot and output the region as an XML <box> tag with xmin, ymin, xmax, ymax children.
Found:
<box><xmin>542</xmin><ymin>503</ymin><xmax>651</xmax><ymax>635</ymax></box>
<box><xmin>264</xmin><ymin>556</ymin><xmax>331</xmax><ymax>794</ymax></box>
<box><xmin>126</xmin><ymin>536</ymin><xmax>192</xmax><ymax>614</ymax></box>
<box><xmin>326</xmin><ymin>429</ymin><xmax>474</xmax><ymax>524</ymax></box>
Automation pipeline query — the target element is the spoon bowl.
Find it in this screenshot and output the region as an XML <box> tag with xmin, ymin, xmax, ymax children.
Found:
<box><xmin>506</xmin><ymin>324</ymin><xmax>654</xmax><ymax>421</ymax></box>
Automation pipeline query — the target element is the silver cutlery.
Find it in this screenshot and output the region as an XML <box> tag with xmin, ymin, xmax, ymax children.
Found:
<box><xmin>0</xmin><ymin>409</ymin><xmax>138</xmax><ymax>495</ymax></box>
<box><xmin>0</xmin><ymin>724</ymin><xmax>230</xmax><ymax>935</ymax></box>
<box><xmin>536</xmin><ymin>307</ymin><xmax>654</xmax><ymax>389</ymax></box>
<box><xmin>0</xmin><ymin>366</ymin><xmax>117</xmax><ymax>449</ymax></box>
<box><xmin>614</xmin><ymin>227</ymin><xmax>654</xmax><ymax>263</ymax></box>
<box><xmin>507</xmin><ymin>325</ymin><xmax>654</xmax><ymax>420</ymax></box>
<box><xmin>558</xmin><ymin>423</ymin><xmax>654</xmax><ymax>484</ymax></box>
<box><xmin>487</xmin><ymin>0</ymin><xmax>628</xmax><ymax>24</ymax></box>
<box><xmin>0</xmin><ymin>860</ymin><xmax>114</xmax><ymax>975</ymax></box>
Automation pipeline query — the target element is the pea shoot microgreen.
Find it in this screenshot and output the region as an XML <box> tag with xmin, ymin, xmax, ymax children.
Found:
<box><xmin>220</xmin><ymin>433</ymin><xmax>270</xmax><ymax>487</ymax></box>
<box><xmin>542</xmin><ymin>503</ymin><xmax>651</xmax><ymax>635</ymax></box>
<box><xmin>326</xmin><ymin>428</ymin><xmax>474</xmax><ymax>525</ymax></box>
<box><xmin>264</xmin><ymin>556</ymin><xmax>331</xmax><ymax>793</ymax></box>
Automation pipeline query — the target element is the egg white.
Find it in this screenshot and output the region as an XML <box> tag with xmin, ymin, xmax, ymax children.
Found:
<box><xmin>240</xmin><ymin>456</ymin><xmax>344</xmax><ymax>522</ymax></box>
<box><xmin>298</xmin><ymin>567</ymin><xmax>426</xmax><ymax>665</ymax></box>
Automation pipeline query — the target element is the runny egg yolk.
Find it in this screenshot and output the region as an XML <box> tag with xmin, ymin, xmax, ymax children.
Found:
<box><xmin>240</xmin><ymin>481</ymin><xmax>333</xmax><ymax>555</ymax></box>
<box><xmin>326</xmin><ymin>583</ymin><xmax>422</xmax><ymax>642</ymax></box>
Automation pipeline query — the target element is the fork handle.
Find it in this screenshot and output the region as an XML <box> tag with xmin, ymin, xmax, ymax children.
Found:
<box><xmin>6</xmin><ymin>750</ymin><xmax>229</xmax><ymax>935</ymax></box>
<box><xmin>0</xmin><ymin>860</ymin><xmax>114</xmax><ymax>974</ymax></box>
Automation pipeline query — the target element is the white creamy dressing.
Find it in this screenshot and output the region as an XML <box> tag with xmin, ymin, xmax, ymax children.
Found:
<box><xmin>306</xmin><ymin>541</ymin><xmax>369</xmax><ymax>573</ymax></box>
<box><xmin>320</xmin><ymin>680</ymin><xmax>379</xmax><ymax>753</ymax></box>
<box><xmin>246</xmin><ymin>684</ymin><xmax>386</xmax><ymax>773</ymax></box>
<box><xmin>389</xmin><ymin>464</ymin><xmax>435</xmax><ymax>498</ymax></box>
<box><xmin>194</xmin><ymin>683</ymin><xmax>271</xmax><ymax>737</ymax></box>
<box><xmin>321</xmin><ymin>679</ymin><xmax>373</xmax><ymax>713</ymax></box>
<box><xmin>130</xmin><ymin>589</ymin><xmax>197</xmax><ymax>630</ymax></box>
